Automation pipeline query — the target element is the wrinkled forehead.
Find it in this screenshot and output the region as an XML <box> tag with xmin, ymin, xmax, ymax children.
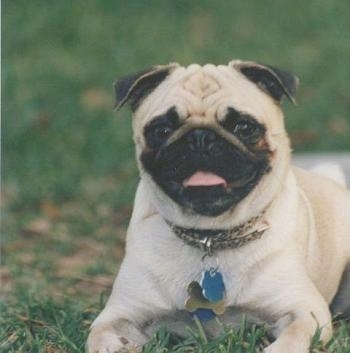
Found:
<box><xmin>134</xmin><ymin>63</ymin><xmax>282</xmax><ymax>127</ymax></box>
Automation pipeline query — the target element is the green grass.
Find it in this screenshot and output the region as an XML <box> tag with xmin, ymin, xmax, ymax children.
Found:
<box><xmin>1</xmin><ymin>292</ymin><xmax>349</xmax><ymax>352</ymax></box>
<box><xmin>143</xmin><ymin>319</ymin><xmax>270</xmax><ymax>353</ymax></box>
<box><xmin>2</xmin><ymin>0</ymin><xmax>350</xmax><ymax>352</ymax></box>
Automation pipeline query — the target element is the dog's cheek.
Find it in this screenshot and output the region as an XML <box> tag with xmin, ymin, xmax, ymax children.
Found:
<box><xmin>246</xmin><ymin>135</ymin><xmax>274</xmax><ymax>164</ymax></box>
<box><xmin>252</xmin><ymin>137</ymin><xmax>270</xmax><ymax>151</ymax></box>
<box><xmin>140</xmin><ymin>149</ymin><xmax>158</xmax><ymax>175</ymax></box>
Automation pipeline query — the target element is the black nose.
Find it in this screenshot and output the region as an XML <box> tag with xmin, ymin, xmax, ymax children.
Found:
<box><xmin>185</xmin><ymin>128</ymin><xmax>218</xmax><ymax>153</ymax></box>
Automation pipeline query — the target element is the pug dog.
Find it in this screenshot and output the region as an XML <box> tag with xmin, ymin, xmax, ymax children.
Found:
<box><xmin>87</xmin><ymin>61</ymin><xmax>350</xmax><ymax>353</ymax></box>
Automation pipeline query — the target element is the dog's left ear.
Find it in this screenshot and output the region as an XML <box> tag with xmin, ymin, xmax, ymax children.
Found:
<box><xmin>114</xmin><ymin>63</ymin><xmax>179</xmax><ymax>111</ymax></box>
<box><xmin>231</xmin><ymin>61</ymin><xmax>299</xmax><ymax>104</ymax></box>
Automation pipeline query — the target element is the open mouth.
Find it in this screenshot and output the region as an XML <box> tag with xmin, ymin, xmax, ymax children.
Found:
<box><xmin>182</xmin><ymin>170</ymin><xmax>258</xmax><ymax>190</ymax></box>
<box><xmin>171</xmin><ymin>169</ymin><xmax>263</xmax><ymax>216</ymax></box>
<box><xmin>183</xmin><ymin>171</ymin><xmax>227</xmax><ymax>188</ymax></box>
<box><xmin>146</xmin><ymin>164</ymin><xmax>268</xmax><ymax>217</ymax></box>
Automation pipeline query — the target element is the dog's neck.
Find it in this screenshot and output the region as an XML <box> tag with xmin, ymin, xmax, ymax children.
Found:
<box><xmin>165</xmin><ymin>208</ymin><xmax>270</xmax><ymax>255</ymax></box>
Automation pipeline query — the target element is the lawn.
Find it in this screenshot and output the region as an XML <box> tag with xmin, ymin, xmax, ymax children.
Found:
<box><xmin>1</xmin><ymin>1</ymin><xmax>350</xmax><ymax>352</ymax></box>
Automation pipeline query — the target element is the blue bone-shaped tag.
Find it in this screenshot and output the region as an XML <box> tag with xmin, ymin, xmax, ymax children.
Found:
<box><xmin>201</xmin><ymin>268</ymin><xmax>225</xmax><ymax>302</ymax></box>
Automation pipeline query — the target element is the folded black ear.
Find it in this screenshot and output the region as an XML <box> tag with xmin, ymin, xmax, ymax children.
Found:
<box><xmin>114</xmin><ymin>63</ymin><xmax>179</xmax><ymax>111</ymax></box>
<box><xmin>231</xmin><ymin>61</ymin><xmax>299</xmax><ymax>104</ymax></box>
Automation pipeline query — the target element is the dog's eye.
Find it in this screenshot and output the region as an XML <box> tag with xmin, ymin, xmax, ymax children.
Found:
<box><xmin>222</xmin><ymin>108</ymin><xmax>264</xmax><ymax>144</ymax></box>
<box><xmin>144</xmin><ymin>107</ymin><xmax>180</xmax><ymax>149</ymax></box>
<box><xmin>145</xmin><ymin>122</ymin><xmax>175</xmax><ymax>148</ymax></box>
<box><xmin>153</xmin><ymin>125</ymin><xmax>173</xmax><ymax>140</ymax></box>
<box><xmin>233</xmin><ymin>120</ymin><xmax>260</xmax><ymax>140</ymax></box>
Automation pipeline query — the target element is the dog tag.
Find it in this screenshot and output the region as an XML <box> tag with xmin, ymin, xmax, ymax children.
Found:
<box><xmin>185</xmin><ymin>281</ymin><xmax>226</xmax><ymax>315</ymax></box>
<box><xmin>201</xmin><ymin>268</ymin><xmax>225</xmax><ymax>302</ymax></box>
<box><xmin>192</xmin><ymin>308</ymin><xmax>216</xmax><ymax>321</ymax></box>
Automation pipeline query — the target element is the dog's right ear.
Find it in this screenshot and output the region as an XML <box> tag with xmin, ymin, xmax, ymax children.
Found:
<box><xmin>231</xmin><ymin>60</ymin><xmax>299</xmax><ymax>104</ymax></box>
<box><xmin>114</xmin><ymin>63</ymin><xmax>179</xmax><ymax>111</ymax></box>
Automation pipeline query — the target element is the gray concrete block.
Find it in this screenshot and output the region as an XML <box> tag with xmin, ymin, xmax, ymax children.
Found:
<box><xmin>293</xmin><ymin>153</ymin><xmax>350</xmax><ymax>185</ymax></box>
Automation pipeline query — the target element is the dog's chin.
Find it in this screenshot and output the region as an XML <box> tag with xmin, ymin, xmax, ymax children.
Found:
<box><xmin>168</xmin><ymin>184</ymin><xmax>236</xmax><ymax>216</ymax></box>
<box><xmin>158</xmin><ymin>170</ymin><xmax>263</xmax><ymax>217</ymax></box>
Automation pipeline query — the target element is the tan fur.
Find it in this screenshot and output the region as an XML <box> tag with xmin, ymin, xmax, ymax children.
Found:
<box><xmin>87</xmin><ymin>62</ymin><xmax>350</xmax><ymax>353</ymax></box>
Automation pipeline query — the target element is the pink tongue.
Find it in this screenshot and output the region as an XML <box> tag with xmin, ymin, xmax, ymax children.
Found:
<box><xmin>183</xmin><ymin>171</ymin><xmax>227</xmax><ymax>187</ymax></box>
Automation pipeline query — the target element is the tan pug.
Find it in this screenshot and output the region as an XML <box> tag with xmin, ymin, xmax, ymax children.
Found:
<box><xmin>87</xmin><ymin>61</ymin><xmax>350</xmax><ymax>353</ymax></box>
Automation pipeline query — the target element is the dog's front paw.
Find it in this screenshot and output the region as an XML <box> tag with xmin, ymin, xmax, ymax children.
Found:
<box><xmin>87</xmin><ymin>329</ymin><xmax>138</xmax><ymax>353</ymax></box>
<box><xmin>263</xmin><ymin>339</ymin><xmax>309</xmax><ymax>353</ymax></box>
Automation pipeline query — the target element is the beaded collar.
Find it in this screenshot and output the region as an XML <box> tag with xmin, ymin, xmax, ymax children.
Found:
<box><xmin>166</xmin><ymin>211</ymin><xmax>269</xmax><ymax>255</ymax></box>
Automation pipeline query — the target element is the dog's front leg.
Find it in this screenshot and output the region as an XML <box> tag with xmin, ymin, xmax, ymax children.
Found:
<box><xmin>263</xmin><ymin>284</ymin><xmax>332</xmax><ymax>353</ymax></box>
<box><xmin>264</xmin><ymin>317</ymin><xmax>331</xmax><ymax>353</ymax></box>
<box><xmin>87</xmin><ymin>317</ymin><xmax>148</xmax><ymax>353</ymax></box>
<box><xmin>87</xmin><ymin>259</ymin><xmax>172</xmax><ymax>353</ymax></box>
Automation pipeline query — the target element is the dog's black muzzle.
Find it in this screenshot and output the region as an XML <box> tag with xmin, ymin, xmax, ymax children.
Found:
<box><xmin>141</xmin><ymin>127</ymin><xmax>270</xmax><ymax>216</ymax></box>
